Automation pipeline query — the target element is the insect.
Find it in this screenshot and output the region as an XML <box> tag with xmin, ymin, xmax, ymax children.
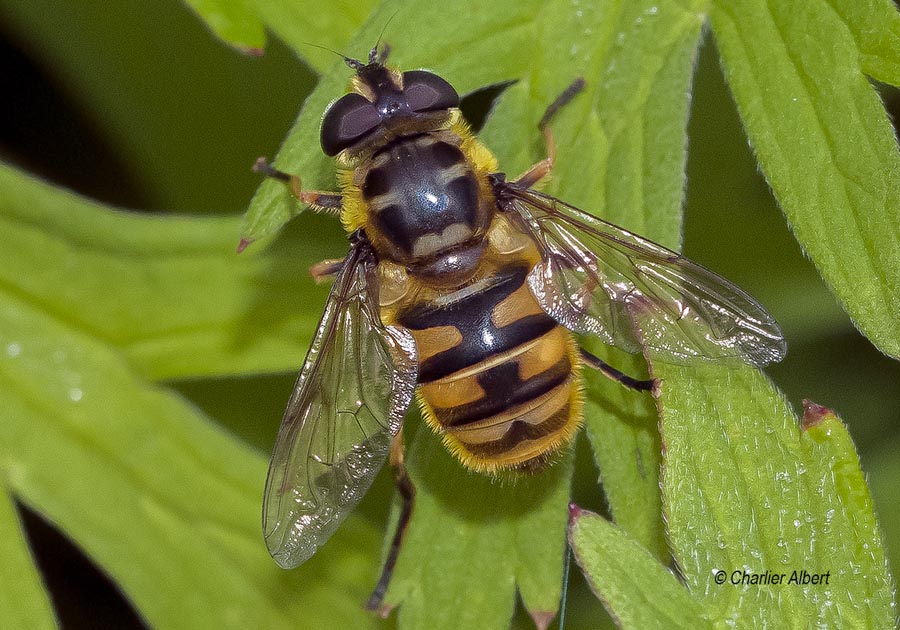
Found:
<box><xmin>255</xmin><ymin>45</ymin><xmax>786</xmax><ymax>608</ymax></box>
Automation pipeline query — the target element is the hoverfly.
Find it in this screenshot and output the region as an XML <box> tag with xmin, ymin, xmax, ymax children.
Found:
<box><xmin>255</xmin><ymin>45</ymin><xmax>786</xmax><ymax>608</ymax></box>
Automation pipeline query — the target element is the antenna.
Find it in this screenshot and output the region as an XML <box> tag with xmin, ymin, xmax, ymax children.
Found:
<box><xmin>299</xmin><ymin>40</ymin><xmax>364</xmax><ymax>70</ymax></box>
<box><xmin>371</xmin><ymin>10</ymin><xmax>400</xmax><ymax>64</ymax></box>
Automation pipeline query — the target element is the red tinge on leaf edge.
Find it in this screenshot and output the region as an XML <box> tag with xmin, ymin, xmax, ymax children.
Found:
<box><xmin>237</xmin><ymin>237</ymin><xmax>253</xmax><ymax>253</ymax></box>
<box><xmin>801</xmin><ymin>399</ymin><xmax>834</xmax><ymax>430</ymax></box>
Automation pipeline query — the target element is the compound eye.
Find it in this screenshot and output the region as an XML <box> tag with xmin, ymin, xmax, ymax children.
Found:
<box><xmin>402</xmin><ymin>70</ymin><xmax>459</xmax><ymax>112</ymax></box>
<box><xmin>320</xmin><ymin>93</ymin><xmax>381</xmax><ymax>156</ymax></box>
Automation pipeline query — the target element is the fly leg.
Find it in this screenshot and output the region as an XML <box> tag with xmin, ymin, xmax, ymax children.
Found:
<box><xmin>366</xmin><ymin>428</ymin><xmax>415</xmax><ymax>614</ymax></box>
<box><xmin>580</xmin><ymin>349</ymin><xmax>656</xmax><ymax>392</ymax></box>
<box><xmin>308</xmin><ymin>258</ymin><xmax>346</xmax><ymax>283</ymax></box>
<box><xmin>513</xmin><ymin>78</ymin><xmax>585</xmax><ymax>189</ymax></box>
<box><xmin>253</xmin><ymin>157</ymin><xmax>343</xmax><ymax>217</ymax></box>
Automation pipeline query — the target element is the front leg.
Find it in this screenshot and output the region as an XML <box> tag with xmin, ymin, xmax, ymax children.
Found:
<box><xmin>308</xmin><ymin>257</ymin><xmax>346</xmax><ymax>283</ymax></box>
<box><xmin>253</xmin><ymin>157</ymin><xmax>343</xmax><ymax>216</ymax></box>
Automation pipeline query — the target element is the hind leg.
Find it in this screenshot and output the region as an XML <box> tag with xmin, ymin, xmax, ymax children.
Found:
<box><xmin>580</xmin><ymin>348</ymin><xmax>656</xmax><ymax>392</ymax></box>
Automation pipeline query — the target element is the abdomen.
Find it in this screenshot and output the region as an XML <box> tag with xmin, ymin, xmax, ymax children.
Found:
<box><xmin>395</xmin><ymin>263</ymin><xmax>583</xmax><ymax>472</ymax></box>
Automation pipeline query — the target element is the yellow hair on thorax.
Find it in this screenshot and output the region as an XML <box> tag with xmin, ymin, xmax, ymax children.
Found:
<box><xmin>449</xmin><ymin>111</ymin><xmax>499</xmax><ymax>175</ymax></box>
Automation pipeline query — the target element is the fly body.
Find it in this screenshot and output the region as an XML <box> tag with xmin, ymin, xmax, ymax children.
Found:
<box><xmin>255</xmin><ymin>44</ymin><xmax>787</xmax><ymax>609</ymax></box>
<box><xmin>346</xmin><ymin>111</ymin><xmax>583</xmax><ymax>473</ymax></box>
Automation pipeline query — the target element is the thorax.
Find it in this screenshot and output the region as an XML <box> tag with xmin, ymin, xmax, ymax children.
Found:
<box><xmin>355</xmin><ymin>132</ymin><xmax>496</xmax><ymax>286</ymax></box>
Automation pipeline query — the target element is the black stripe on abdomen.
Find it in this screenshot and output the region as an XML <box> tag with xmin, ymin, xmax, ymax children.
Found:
<box><xmin>416</xmin><ymin>313</ymin><xmax>555</xmax><ymax>382</ymax></box>
<box><xmin>460</xmin><ymin>401</ymin><xmax>573</xmax><ymax>458</ymax></box>
<box><xmin>438</xmin><ymin>356</ymin><xmax>571</xmax><ymax>426</ymax></box>
<box><xmin>398</xmin><ymin>265</ymin><xmax>556</xmax><ymax>382</ymax></box>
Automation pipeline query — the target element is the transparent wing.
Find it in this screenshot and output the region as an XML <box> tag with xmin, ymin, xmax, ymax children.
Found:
<box><xmin>502</xmin><ymin>187</ymin><xmax>786</xmax><ymax>366</ymax></box>
<box><xmin>262</xmin><ymin>242</ymin><xmax>417</xmax><ymax>569</ymax></box>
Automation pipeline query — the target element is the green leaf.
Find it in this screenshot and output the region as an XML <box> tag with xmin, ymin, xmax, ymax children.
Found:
<box><xmin>799</xmin><ymin>402</ymin><xmax>896</xmax><ymax>625</ymax></box>
<box><xmin>710</xmin><ymin>0</ymin><xmax>900</xmax><ymax>358</ymax></box>
<box><xmin>0</xmin><ymin>164</ymin><xmax>339</xmax><ymax>381</ymax></box>
<box><xmin>0</xmin><ymin>491</ymin><xmax>56</xmax><ymax>630</ymax></box>
<box><xmin>653</xmin><ymin>358</ymin><xmax>896</xmax><ymax>627</ymax></box>
<box><xmin>183</xmin><ymin>0</ymin><xmax>267</xmax><ymax>54</ymax></box>
<box><xmin>184</xmin><ymin>0</ymin><xmax>379</xmax><ymax>70</ymax></box>
<box><xmin>553</xmin><ymin>0</ymin><xmax>705</xmax><ymax>560</ymax></box>
<box><xmin>0</xmin><ymin>294</ymin><xmax>383</xmax><ymax>629</ymax></box>
<box><xmin>252</xmin><ymin>0</ymin><xmax>380</xmax><ymax>71</ymax></box>
<box><xmin>820</xmin><ymin>0</ymin><xmax>900</xmax><ymax>85</ymax></box>
<box><xmin>386</xmin><ymin>430</ymin><xmax>572</xmax><ymax>630</ymax></box>
<box><xmin>580</xmin><ymin>349</ymin><xmax>667</xmax><ymax>561</ymax></box>
<box><xmin>569</xmin><ymin>507</ymin><xmax>711</xmax><ymax>629</ymax></box>
<box><xmin>0</xmin><ymin>163</ymin><xmax>384</xmax><ymax>629</ymax></box>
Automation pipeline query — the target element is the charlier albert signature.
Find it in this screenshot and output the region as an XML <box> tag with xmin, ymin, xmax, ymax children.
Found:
<box><xmin>714</xmin><ymin>569</ymin><xmax>831</xmax><ymax>586</ymax></box>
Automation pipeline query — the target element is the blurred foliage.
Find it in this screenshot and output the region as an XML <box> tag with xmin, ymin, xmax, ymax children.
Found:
<box><xmin>0</xmin><ymin>0</ymin><xmax>897</xmax><ymax>628</ymax></box>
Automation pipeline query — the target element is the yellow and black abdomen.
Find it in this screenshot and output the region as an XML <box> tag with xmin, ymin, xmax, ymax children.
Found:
<box><xmin>396</xmin><ymin>263</ymin><xmax>583</xmax><ymax>473</ymax></box>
